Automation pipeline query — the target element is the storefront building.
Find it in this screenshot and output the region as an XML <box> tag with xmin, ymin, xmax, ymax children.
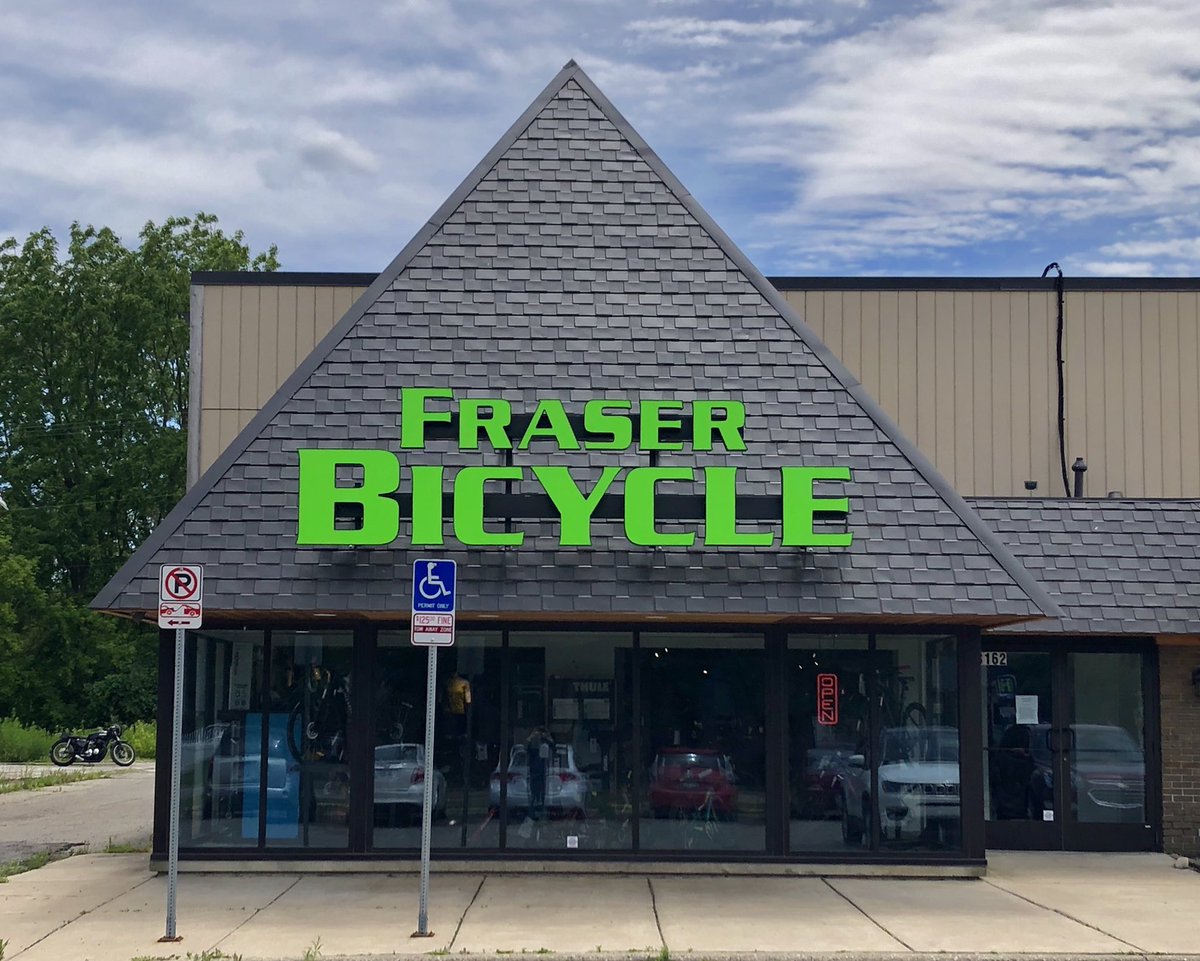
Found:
<box><xmin>93</xmin><ymin>63</ymin><xmax>1200</xmax><ymax>868</ymax></box>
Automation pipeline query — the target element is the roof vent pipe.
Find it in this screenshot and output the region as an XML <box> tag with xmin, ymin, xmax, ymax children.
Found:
<box><xmin>1072</xmin><ymin>457</ymin><xmax>1087</xmax><ymax>498</ymax></box>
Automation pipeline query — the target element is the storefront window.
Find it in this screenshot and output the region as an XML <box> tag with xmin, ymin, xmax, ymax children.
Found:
<box><xmin>506</xmin><ymin>633</ymin><xmax>634</xmax><ymax>851</ymax></box>
<box><xmin>265</xmin><ymin>631</ymin><xmax>353</xmax><ymax>849</ymax></box>
<box><xmin>875</xmin><ymin>635</ymin><xmax>959</xmax><ymax>852</ymax></box>
<box><xmin>181</xmin><ymin>629</ymin><xmax>264</xmax><ymax>847</ymax></box>
<box><xmin>639</xmin><ymin>633</ymin><xmax>766</xmax><ymax>852</ymax></box>
<box><xmin>372</xmin><ymin>631</ymin><xmax>502</xmax><ymax>849</ymax></box>
<box><xmin>1069</xmin><ymin>652</ymin><xmax>1145</xmax><ymax>825</ymax></box>
<box><xmin>786</xmin><ymin>635</ymin><xmax>870</xmax><ymax>852</ymax></box>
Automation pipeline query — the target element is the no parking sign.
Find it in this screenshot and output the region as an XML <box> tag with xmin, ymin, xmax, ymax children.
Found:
<box><xmin>159</xmin><ymin>564</ymin><xmax>203</xmax><ymax>629</ymax></box>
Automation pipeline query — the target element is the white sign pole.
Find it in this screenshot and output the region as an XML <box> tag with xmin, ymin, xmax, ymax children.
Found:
<box><xmin>410</xmin><ymin>558</ymin><xmax>455</xmax><ymax>938</ymax></box>
<box><xmin>157</xmin><ymin>563</ymin><xmax>201</xmax><ymax>944</ymax></box>
<box><xmin>416</xmin><ymin>643</ymin><xmax>438</xmax><ymax>937</ymax></box>
<box><xmin>163</xmin><ymin>625</ymin><xmax>185</xmax><ymax>941</ymax></box>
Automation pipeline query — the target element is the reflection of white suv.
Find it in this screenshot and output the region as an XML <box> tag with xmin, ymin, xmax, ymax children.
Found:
<box><xmin>374</xmin><ymin>743</ymin><xmax>446</xmax><ymax>816</ymax></box>
<box><xmin>840</xmin><ymin>726</ymin><xmax>960</xmax><ymax>843</ymax></box>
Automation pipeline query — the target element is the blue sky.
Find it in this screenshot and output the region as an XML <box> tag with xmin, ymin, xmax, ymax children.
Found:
<box><xmin>2</xmin><ymin>0</ymin><xmax>1199</xmax><ymax>276</ymax></box>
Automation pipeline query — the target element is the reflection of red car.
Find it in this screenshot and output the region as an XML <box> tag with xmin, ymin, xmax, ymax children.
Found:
<box><xmin>648</xmin><ymin>748</ymin><xmax>738</xmax><ymax>819</ymax></box>
<box><xmin>795</xmin><ymin>747</ymin><xmax>851</xmax><ymax>818</ymax></box>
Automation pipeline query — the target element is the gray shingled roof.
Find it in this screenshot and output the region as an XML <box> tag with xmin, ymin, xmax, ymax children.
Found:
<box><xmin>971</xmin><ymin>498</ymin><xmax>1200</xmax><ymax>635</ymax></box>
<box><xmin>92</xmin><ymin>63</ymin><xmax>1055</xmax><ymax>623</ymax></box>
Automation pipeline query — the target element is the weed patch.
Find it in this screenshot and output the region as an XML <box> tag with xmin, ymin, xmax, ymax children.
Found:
<box><xmin>0</xmin><ymin>719</ymin><xmax>55</xmax><ymax>762</ymax></box>
<box><xmin>103</xmin><ymin>837</ymin><xmax>152</xmax><ymax>854</ymax></box>
<box><xmin>0</xmin><ymin>851</ymin><xmax>52</xmax><ymax>882</ymax></box>
<box><xmin>0</xmin><ymin>769</ymin><xmax>110</xmax><ymax>795</ymax></box>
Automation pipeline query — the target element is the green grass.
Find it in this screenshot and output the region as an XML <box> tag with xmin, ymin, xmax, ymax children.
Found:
<box><xmin>184</xmin><ymin>950</ymin><xmax>241</xmax><ymax>961</ymax></box>
<box><xmin>0</xmin><ymin>851</ymin><xmax>51</xmax><ymax>883</ymax></box>
<box><xmin>0</xmin><ymin>718</ymin><xmax>56</xmax><ymax>762</ymax></box>
<box><xmin>301</xmin><ymin>937</ymin><xmax>323</xmax><ymax>961</ymax></box>
<box><xmin>103</xmin><ymin>836</ymin><xmax>151</xmax><ymax>854</ymax></box>
<box><xmin>123</xmin><ymin>721</ymin><xmax>157</xmax><ymax>759</ymax></box>
<box><xmin>0</xmin><ymin>717</ymin><xmax>156</xmax><ymax>764</ymax></box>
<box><xmin>0</xmin><ymin>769</ymin><xmax>110</xmax><ymax>795</ymax></box>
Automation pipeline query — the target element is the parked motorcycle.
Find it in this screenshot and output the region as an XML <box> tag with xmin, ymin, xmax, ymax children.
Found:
<box><xmin>50</xmin><ymin>725</ymin><xmax>136</xmax><ymax>767</ymax></box>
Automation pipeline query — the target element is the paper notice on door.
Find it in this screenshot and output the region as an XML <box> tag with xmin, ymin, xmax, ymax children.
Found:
<box><xmin>1015</xmin><ymin>694</ymin><xmax>1039</xmax><ymax>725</ymax></box>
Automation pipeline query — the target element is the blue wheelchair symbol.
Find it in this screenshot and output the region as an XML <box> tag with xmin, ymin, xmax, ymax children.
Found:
<box><xmin>412</xmin><ymin>559</ymin><xmax>456</xmax><ymax>613</ymax></box>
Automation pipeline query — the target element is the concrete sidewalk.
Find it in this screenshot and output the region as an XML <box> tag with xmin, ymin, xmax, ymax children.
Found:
<box><xmin>1</xmin><ymin>852</ymin><xmax>1197</xmax><ymax>961</ymax></box>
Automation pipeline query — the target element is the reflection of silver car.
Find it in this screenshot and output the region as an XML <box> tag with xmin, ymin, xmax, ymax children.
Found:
<box><xmin>209</xmin><ymin>735</ymin><xmax>295</xmax><ymax>811</ymax></box>
<box><xmin>183</xmin><ymin>723</ymin><xmax>230</xmax><ymax>770</ymax></box>
<box><xmin>374</xmin><ymin>743</ymin><xmax>446</xmax><ymax>816</ymax></box>
<box><xmin>839</xmin><ymin>727</ymin><xmax>960</xmax><ymax>843</ymax></box>
<box><xmin>489</xmin><ymin>744</ymin><xmax>586</xmax><ymax>818</ymax></box>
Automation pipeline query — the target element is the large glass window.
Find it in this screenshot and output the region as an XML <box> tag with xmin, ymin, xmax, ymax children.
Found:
<box><xmin>787</xmin><ymin>635</ymin><xmax>870</xmax><ymax>852</ymax></box>
<box><xmin>1069</xmin><ymin>652</ymin><xmax>1145</xmax><ymax>825</ymax></box>
<box><xmin>181</xmin><ymin>630</ymin><xmax>264</xmax><ymax>847</ymax></box>
<box><xmin>639</xmin><ymin>634</ymin><xmax>766</xmax><ymax>852</ymax></box>
<box><xmin>505</xmin><ymin>633</ymin><xmax>634</xmax><ymax>851</ymax></box>
<box><xmin>875</xmin><ymin>635</ymin><xmax>959</xmax><ymax>851</ymax></box>
<box><xmin>371</xmin><ymin>631</ymin><xmax>502</xmax><ymax>849</ymax></box>
<box><xmin>264</xmin><ymin>631</ymin><xmax>354</xmax><ymax>849</ymax></box>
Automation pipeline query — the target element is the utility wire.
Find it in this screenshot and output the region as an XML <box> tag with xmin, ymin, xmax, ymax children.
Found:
<box><xmin>1042</xmin><ymin>262</ymin><xmax>1070</xmax><ymax>497</ymax></box>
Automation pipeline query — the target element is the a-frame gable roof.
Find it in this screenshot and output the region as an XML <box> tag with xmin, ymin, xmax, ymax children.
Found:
<box><xmin>94</xmin><ymin>61</ymin><xmax>1058</xmax><ymax>623</ymax></box>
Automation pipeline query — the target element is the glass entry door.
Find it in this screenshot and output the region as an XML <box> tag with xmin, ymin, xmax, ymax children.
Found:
<box><xmin>983</xmin><ymin>643</ymin><xmax>1155</xmax><ymax>852</ymax></box>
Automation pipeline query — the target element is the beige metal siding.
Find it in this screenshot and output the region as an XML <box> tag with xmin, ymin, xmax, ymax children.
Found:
<box><xmin>194</xmin><ymin>284</ymin><xmax>368</xmax><ymax>479</ymax></box>
<box><xmin>194</xmin><ymin>282</ymin><xmax>1200</xmax><ymax>497</ymax></box>
<box><xmin>781</xmin><ymin>288</ymin><xmax>1200</xmax><ymax>497</ymax></box>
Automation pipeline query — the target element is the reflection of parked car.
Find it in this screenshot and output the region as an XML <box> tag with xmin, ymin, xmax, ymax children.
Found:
<box><xmin>374</xmin><ymin>743</ymin><xmax>446</xmax><ymax>816</ymax></box>
<box><xmin>991</xmin><ymin>723</ymin><xmax>1144</xmax><ymax>821</ymax></box>
<box><xmin>648</xmin><ymin>748</ymin><xmax>738</xmax><ymax>819</ymax></box>
<box><xmin>489</xmin><ymin>744</ymin><xmax>587</xmax><ymax>818</ymax></box>
<box><xmin>794</xmin><ymin>747</ymin><xmax>852</xmax><ymax>818</ymax></box>
<box><xmin>839</xmin><ymin>727</ymin><xmax>959</xmax><ymax>843</ymax></box>
<box><xmin>209</xmin><ymin>734</ymin><xmax>295</xmax><ymax>813</ymax></box>
<box><xmin>183</xmin><ymin>722</ymin><xmax>230</xmax><ymax>771</ymax></box>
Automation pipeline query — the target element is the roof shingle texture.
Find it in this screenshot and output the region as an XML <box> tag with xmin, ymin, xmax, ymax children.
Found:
<box><xmin>972</xmin><ymin>498</ymin><xmax>1200</xmax><ymax>635</ymax></box>
<box><xmin>94</xmin><ymin>72</ymin><xmax>1045</xmax><ymax>621</ymax></box>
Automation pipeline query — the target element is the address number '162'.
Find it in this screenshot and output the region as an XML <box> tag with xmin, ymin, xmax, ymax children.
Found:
<box><xmin>981</xmin><ymin>651</ymin><xmax>1009</xmax><ymax>666</ymax></box>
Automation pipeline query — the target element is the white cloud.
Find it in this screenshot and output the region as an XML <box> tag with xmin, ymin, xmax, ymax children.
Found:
<box><xmin>734</xmin><ymin>0</ymin><xmax>1200</xmax><ymax>269</ymax></box>
<box><xmin>628</xmin><ymin>16</ymin><xmax>817</xmax><ymax>47</ymax></box>
<box><xmin>0</xmin><ymin>0</ymin><xmax>1197</xmax><ymax>276</ymax></box>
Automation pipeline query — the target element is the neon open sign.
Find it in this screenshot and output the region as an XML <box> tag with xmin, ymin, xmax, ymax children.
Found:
<box><xmin>296</xmin><ymin>389</ymin><xmax>854</xmax><ymax>550</ymax></box>
<box><xmin>816</xmin><ymin>673</ymin><xmax>839</xmax><ymax>726</ymax></box>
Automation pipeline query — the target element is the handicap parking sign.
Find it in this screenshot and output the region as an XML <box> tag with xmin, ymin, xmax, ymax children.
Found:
<box><xmin>412</xmin><ymin>559</ymin><xmax>456</xmax><ymax>614</ymax></box>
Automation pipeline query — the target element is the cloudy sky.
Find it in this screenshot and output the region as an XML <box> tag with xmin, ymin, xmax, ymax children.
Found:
<box><xmin>2</xmin><ymin>0</ymin><xmax>1198</xmax><ymax>276</ymax></box>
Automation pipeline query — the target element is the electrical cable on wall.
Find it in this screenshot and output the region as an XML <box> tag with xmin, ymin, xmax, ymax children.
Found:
<box><xmin>1042</xmin><ymin>262</ymin><xmax>1070</xmax><ymax>496</ymax></box>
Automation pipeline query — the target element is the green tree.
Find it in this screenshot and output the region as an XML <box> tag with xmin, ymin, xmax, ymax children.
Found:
<box><xmin>0</xmin><ymin>214</ymin><xmax>278</xmax><ymax>728</ymax></box>
<box><xmin>0</xmin><ymin>213</ymin><xmax>277</xmax><ymax>598</ymax></box>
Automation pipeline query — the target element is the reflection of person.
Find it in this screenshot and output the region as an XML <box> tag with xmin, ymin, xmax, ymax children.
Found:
<box><xmin>526</xmin><ymin>726</ymin><xmax>554</xmax><ymax>820</ymax></box>
<box><xmin>445</xmin><ymin>671</ymin><xmax>472</xmax><ymax>740</ymax></box>
<box><xmin>446</xmin><ymin>671</ymin><xmax>472</xmax><ymax>714</ymax></box>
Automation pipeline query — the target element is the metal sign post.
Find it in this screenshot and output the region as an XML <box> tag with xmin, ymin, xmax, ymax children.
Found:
<box><xmin>157</xmin><ymin>564</ymin><xmax>202</xmax><ymax>944</ymax></box>
<box><xmin>410</xmin><ymin>559</ymin><xmax>456</xmax><ymax>939</ymax></box>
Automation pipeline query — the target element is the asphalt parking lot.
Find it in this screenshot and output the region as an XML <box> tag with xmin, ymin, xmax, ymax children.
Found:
<box><xmin>0</xmin><ymin>762</ymin><xmax>154</xmax><ymax>863</ymax></box>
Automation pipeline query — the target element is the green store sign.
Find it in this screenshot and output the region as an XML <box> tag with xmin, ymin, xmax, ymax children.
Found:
<box><xmin>297</xmin><ymin>389</ymin><xmax>853</xmax><ymax>549</ymax></box>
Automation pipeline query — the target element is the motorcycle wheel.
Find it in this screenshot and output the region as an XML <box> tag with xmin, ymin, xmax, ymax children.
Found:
<box><xmin>50</xmin><ymin>739</ymin><xmax>75</xmax><ymax>766</ymax></box>
<box><xmin>111</xmin><ymin>741</ymin><xmax>136</xmax><ymax>766</ymax></box>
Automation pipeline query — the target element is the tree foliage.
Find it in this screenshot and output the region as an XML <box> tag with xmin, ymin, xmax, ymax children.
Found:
<box><xmin>0</xmin><ymin>213</ymin><xmax>278</xmax><ymax>728</ymax></box>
